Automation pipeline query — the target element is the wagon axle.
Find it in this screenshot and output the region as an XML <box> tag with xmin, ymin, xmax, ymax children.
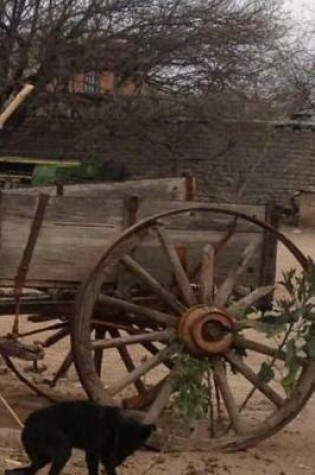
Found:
<box><xmin>178</xmin><ymin>305</ymin><xmax>234</xmax><ymax>356</ymax></box>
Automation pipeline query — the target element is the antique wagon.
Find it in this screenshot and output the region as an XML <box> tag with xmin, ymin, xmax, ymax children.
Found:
<box><xmin>0</xmin><ymin>174</ymin><xmax>312</xmax><ymax>452</ymax></box>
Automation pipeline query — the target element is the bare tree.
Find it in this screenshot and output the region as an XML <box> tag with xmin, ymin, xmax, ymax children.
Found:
<box><xmin>0</xmin><ymin>0</ymin><xmax>293</xmax><ymax>109</ymax></box>
<box><xmin>276</xmin><ymin>51</ymin><xmax>315</xmax><ymax>113</ymax></box>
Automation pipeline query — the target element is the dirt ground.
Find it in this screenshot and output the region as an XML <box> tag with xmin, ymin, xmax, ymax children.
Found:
<box><xmin>1</xmin><ymin>226</ymin><xmax>315</xmax><ymax>475</ymax></box>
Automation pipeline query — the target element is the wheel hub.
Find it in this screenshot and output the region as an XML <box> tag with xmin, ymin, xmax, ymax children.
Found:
<box><xmin>177</xmin><ymin>305</ymin><xmax>234</xmax><ymax>356</ymax></box>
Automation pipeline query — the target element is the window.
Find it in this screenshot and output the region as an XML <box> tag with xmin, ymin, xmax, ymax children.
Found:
<box><xmin>83</xmin><ymin>72</ymin><xmax>100</xmax><ymax>94</ymax></box>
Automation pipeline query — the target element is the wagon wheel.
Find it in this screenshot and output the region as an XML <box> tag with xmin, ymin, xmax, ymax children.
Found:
<box><xmin>0</xmin><ymin>288</ymin><xmax>85</xmax><ymax>400</ymax></box>
<box><xmin>2</xmin><ymin>309</ymin><xmax>86</xmax><ymax>401</ymax></box>
<box><xmin>72</xmin><ymin>205</ymin><xmax>315</xmax><ymax>451</ymax></box>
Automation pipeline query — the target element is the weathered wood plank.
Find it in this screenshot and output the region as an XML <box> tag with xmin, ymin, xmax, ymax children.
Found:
<box><xmin>5</xmin><ymin>177</ymin><xmax>189</xmax><ymax>200</ymax></box>
<box><xmin>0</xmin><ymin>221</ymin><xmax>118</xmax><ymax>283</ymax></box>
<box><xmin>0</xmin><ymin>190</ymin><xmax>269</xmax><ymax>289</ymax></box>
<box><xmin>0</xmin><ymin>223</ymin><xmax>263</xmax><ymax>286</ymax></box>
<box><xmin>1</xmin><ymin>194</ymin><xmax>124</xmax><ymax>226</ymax></box>
<box><xmin>137</xmin><ymin>201</ymin><xmax>267</xmax><ymax>233</ymax></box>
<box><xmin>1</xmin><ymin>196</ymin><xmax>267</xmax><ymax>232</ymax></box>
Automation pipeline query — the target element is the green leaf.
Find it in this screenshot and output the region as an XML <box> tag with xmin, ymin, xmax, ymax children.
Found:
<box><xmin>257</xmin><ymin>362</ymin><xmax>274</xmax><ymax>383</ymax></box>
<box><xmin>304</xmin><ymin>335</ymin><xmax>315</xmax><ymax>360</ymax></box>
<box><xmin>255</xmin><ymin>314</ymin><xmax>286</xmax><ymax>337</ymax></box>
<box><xmin>308</xmin><ymin>322</ymin><xmax>315</xmax><ymax>336</ymax></box>
<box><xmin>172</xmin><ymin>351</ymin><xmax>212</xmax><ymax>422</ymax></box>
<box><xmin>281</xmin><ymin>372</ymin><xmax>297</xmax><ymax>396</ymax></box>
<box><xmin>281</xmin><ymin>339</ymin><xmax>299</xmax><ymax>396</ymax></box>
<box><xmin>305</xmin><ymin>258</ymin><xmax>315</xmax><ymax>294</ymax></box>
<box><xmin>285</xmin><ymin>339</ymin><xmax>298</xmax><ymax>370</ymax></box>
<box><xmin>279</xmin><ymin>269</ymin><xmax>296</xmax><ymax>297</ymax></box>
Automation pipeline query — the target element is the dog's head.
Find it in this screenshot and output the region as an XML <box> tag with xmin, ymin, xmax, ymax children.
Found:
<box><xmin>111</xmin><ymin>415</ymin><xmax>156</xmax><ymax>466</ymax></box>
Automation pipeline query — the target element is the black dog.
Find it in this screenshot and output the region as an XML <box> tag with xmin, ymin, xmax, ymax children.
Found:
<box><xmin>5</xmin><ymin>401</ymin><xmax>155</xmax><ymax>475</ymax></box>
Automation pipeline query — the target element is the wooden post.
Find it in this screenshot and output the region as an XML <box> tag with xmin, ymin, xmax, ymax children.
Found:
<box><xmin>183</xmin><ymin>172</ymin><xmax>196</xmax><ymax>201</ymax></box>
<box><xmin>117</xmin><ymin>195</ymin><xmax>140</xmax><ymax>297</ymax></box>
<box><xmin>13</xmin><ymin>193</ymin><xmax>50</xmax><ymax>334</ymax></box>
<box><xmin>122</xmin><ymin>195</ymin><xmax>140</xmax><ymax>228</ymax></box>
<box><xmin>56</xmin><ymin>182</ymin><xmax>64</xmax><ymax>196</ymax></box>
<box><xmin>257</xmin><ymin>203</ymin><xmax>280</xmax><ymax>311</ymax></box>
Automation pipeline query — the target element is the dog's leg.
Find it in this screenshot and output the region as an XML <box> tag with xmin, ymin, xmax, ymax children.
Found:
<box><xmin>101</xmin><ymin>460</ymin><xmax>117</xmax><ymax>475</ymax></box>
<box><xmin>101</xmin><ymin>455</ymin><xmax>117</xmax><ymax>475</ymax></box>
<box><xmin>85</xmin><ymin>451</ymin><xmax>99</xmax><ymax>475</ymax></box>
<box><xmin>48</xmin><ymin>444</ymin><xmax>71</xmax><ymax>475</ymax></box>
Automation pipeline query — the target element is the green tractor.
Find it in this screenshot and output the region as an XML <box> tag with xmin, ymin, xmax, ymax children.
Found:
<box><xmin>0</xmin><ymin>156</ymin><xmax>124</xmax><ymax>189</ymax></box>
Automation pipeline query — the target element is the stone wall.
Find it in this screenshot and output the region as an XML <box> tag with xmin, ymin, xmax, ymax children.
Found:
<box><xmin>1</xmin><ymin>116</ymin><xmax>315</xmax><ymax>205</ymax></box>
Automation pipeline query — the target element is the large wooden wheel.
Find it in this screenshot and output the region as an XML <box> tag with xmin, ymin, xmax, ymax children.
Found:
<box><xmin>72</xmin><ymin>205</ymin><xmax>315</xmax><ymax>451</ymax></box>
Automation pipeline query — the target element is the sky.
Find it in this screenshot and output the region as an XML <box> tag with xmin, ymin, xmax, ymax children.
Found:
<box><xmin>284</xmin><ymin>0</ymin><xmax>315</xmax><ymax>21</ymax></box>
<box><xmin>282</xmin><ymin>0</ymin><xmax>314</xmax><ymax>49</ymax></box>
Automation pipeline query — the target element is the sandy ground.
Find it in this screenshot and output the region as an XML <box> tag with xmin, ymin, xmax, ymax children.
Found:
<box><xmin>1</xmin><ymin>226</ymin><xmax>315</xmax><ymax>475</ymax></box>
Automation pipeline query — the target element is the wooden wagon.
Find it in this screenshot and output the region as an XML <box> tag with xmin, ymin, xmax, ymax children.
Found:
<box><xmin>0</xmin><ymin>175</ymin><xmax>312</xmax><ymax>452</ymax></box>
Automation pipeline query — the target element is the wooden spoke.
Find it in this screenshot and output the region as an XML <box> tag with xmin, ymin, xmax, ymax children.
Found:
<box><xmin>227</xmin><ymin>286</ymin><xmax>274</xmax><ymax>316</ymax></box>
<box><xmin>117</xmin><ymin>346</ymin><xmax>150</xmax><ymax>395</ymax></box>
<box><xmin>92</xmin><ymin>319</ymin><xmax>173</xmax><ymax>369</ymax></box>
<box><xmin>50</xmin><ymin>351</ymin><xmax>73</xmax><ymax>388</ymax></box>
<box><xmin>108</xmin><ymin>344</ymin><xmax>176</xmax><ymax>396</ymax></box>
<box><xmin>121</xmin><ymin>255</ymin><xmax>186</xmax><ymax>314</ymax></box>
<box><xmin>199</xmin><ymin>244</ymin><xmax>215</xmax><ymax>305</ymax></box>
<box><xmin>214</xmin><ymin>218</ymin><xmax>238</xmax><ymax>256</ymax></box>
<box><xmin>139</xmin><ymin>341</ymin><xmax>173</xmax><ymax>370</ymax></box>
<box><xmin>144</xmin><ymin>373</ymin><xmax>173</xmax><ymax>424</ymax></box>
<box><xmin>42</xmin><ymin>327</ymin><xmax>69</xmax><ymax>348</ymax></box>
<box><xmin>214</xmin><ymin>377</ymin><xmax>222</xmax><ymax>422</ymax></box>
<box><xmin>155</xmin><ymin>224</ymin><xmax>197</xmax><ymax>307</ymax></box>
<box><xmin>212</xmin><ymin>359</ymin><xmax>241</xmax><ymax>434</ymax></box>
<box><xmin>109</xmin><ymin>329</ymin><xmax>145</xmax><ymax>394</ymax></box>
<box><xmin>225</xmin><ymin>351</ymin><xmax>283</xmax><ymax>408</ymax></box>
<box><xmin>190</xmin><ymin>219</ymin><xmax>237</xmax><ymax>281</ymax></box>
<box><xmin>215</xmin><ymin>238</ymin><xmax>261</xmax><ymax>307</ymax></box>
<box><xmin>123</xmin><ymin>379</ymin><xmax>166</xmax><ymax>410</ymax></box>
<box><xmin>99</xmin><ymin>229</ymin><xmax>149</xmax><ymax>277</ymax></box>
<box><xmin>234</xmin><ymin>336</ymin><xmax>307</xmax><ymax>368</ymax></box>
<box><xmin>94</xmin><ymin>327</ymin><xmax>106</xmax><ymax>376</ymax></box>
<box><xmin>207</xmin><ymin>369</ymin><xmax>215</xmax><ymax>438</ymax></box>
<box><xmin>128</xmin><ymin>325</ymin><xmax>174</xmax><ymax>370</ymax></box>
<box><xmin>92</xmin><ymin>319</ymin><xmax>142</xmax><ymax>334</ymax></box>
<box><xmin>91</xmin><ymin>329</ymin><xmax>174</xmax><ymax>349</ymax></box>
<box><xmin>91</xmin><ymin>321</ymin><xmax>173</xmax><ymax>372</ymax></box>
<box><xmin>18</xmin><ymin>321</ymin><xmax>67</xmax><ymax>338</ymax></box>
<box><xmin>98</xmin><ymin>294</ymin><xmax>177</xmax><ymax>326</ymax></box>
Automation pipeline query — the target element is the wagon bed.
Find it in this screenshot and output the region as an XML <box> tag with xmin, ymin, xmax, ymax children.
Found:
<box><xmin>0</xmin><ymin>176</ymin><xmax>278</xmax><ymax>309</ymax></box>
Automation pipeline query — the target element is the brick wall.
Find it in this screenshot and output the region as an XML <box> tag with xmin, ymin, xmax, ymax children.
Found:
<box><xmin>1</xmin><ymin>117</ymin><xmax>315</xmax><ymax>205</ymax></box>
